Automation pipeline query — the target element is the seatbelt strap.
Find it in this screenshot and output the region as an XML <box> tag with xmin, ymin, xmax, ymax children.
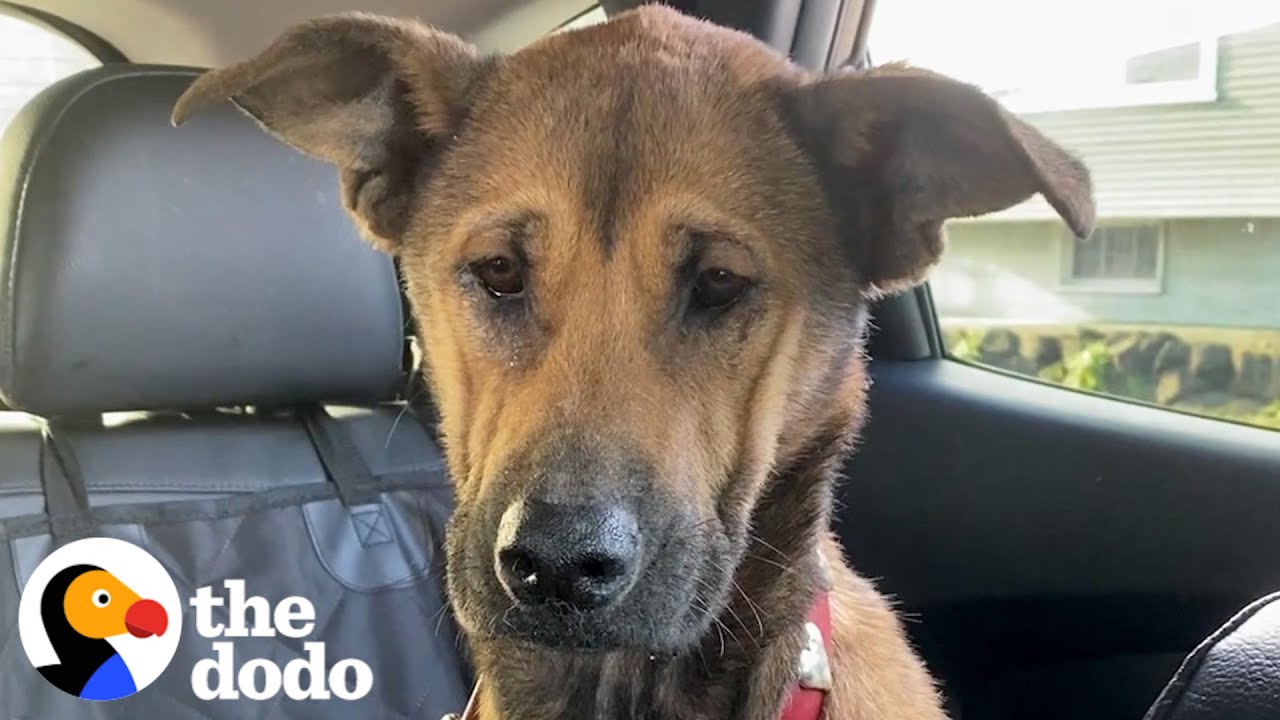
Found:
<box><xmin>300</xmin><ymin>407</ymin><xmax>382</xmax><ymax>507</ymax></box>
<box><xmin>40</xmin><ymin>424</ymin><xmax>96</xmax><ymax>542</ymax></box>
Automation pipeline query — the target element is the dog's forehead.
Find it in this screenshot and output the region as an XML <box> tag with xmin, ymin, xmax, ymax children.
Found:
<box><xmin>516</xmin><ymin>7</ymin><xmax>798</xmax><ymax>84</ymax></box>
<box><xmin>437</xmin><ymin>9</ymin><xmax>816</xmax><ymax>253</ymax></box>
<box><xmin>475</xmin><ymin>8</ymin><xmax>802</xmax><ymax>133</ymax></box>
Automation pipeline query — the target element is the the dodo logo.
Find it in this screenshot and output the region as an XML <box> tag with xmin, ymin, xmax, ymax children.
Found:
<box><xmin>18</xmin><ymin>537</ymin><xmax>183</xmax><ymax>701</ymax></box>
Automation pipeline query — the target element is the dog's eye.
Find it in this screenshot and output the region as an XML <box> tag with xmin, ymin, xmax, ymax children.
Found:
<box><xmin>692</xmin><ymin>268</ymin><xmax>752</xmax><ymax>310</ymax></box>
<box><xmin>472</xmin><ymin>256</ymin><xmax>525</xmax><ymax>298</ymax></box>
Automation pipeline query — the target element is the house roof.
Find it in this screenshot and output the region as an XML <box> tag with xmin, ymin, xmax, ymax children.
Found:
<box><xmin>961</xmin><ymin>22</ymin><xmax>1280</xmax><ymax>224</ymax></box>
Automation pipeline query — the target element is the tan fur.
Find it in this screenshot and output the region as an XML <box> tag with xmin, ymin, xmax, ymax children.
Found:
<box><xmin>822</xmin><ymin>535</ymin><xmax>946</xmax><ymax>720</ymax></box>
<box><xmin>173</xmin><ymin>6</ymin><xmax>1093</xmax><ymax>719</ymax></box>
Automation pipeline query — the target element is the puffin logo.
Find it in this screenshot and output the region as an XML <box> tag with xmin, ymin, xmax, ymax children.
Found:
<box><xmin>18</xmin><ymin>537</ymin><xmax>183</xmax><ymax>701</ymax></box>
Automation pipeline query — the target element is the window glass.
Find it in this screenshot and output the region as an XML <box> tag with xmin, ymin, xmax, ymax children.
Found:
<box><xmin>559</xmin><ymin>6</ymin><xmax>607</xmax><ymax>32</ymax></box>
<box><xmin>0</xmin><ymin>13</ymin><xmax>99</xmax><ymax>132</ymax></box>
<box><xmin>0</xmin><ymin>14</ymin><xmax>97</xmax><ymax>414</ymax></box>
<box><xmin>872</xmin><ymin>0</ymin><xmax>1280</xmax><ymax>431</ymax></box>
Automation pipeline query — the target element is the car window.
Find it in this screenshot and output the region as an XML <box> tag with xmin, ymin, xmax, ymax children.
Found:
<box><xmin>0</xmin><ymin>13</ymin><xmax>99</xmax><ymax>132</ymax></box>
<box><xmin>871</xmin><ymin>0</ymin><xmax>1280</xmax><ymax>431</ymax></box>
<box><xmin>559</xmin><ymin>6</ymin><xmax>607</xmax><ymax>31</ymax></box>
<box><xmin>0</xmin><ymin>12</ymin><xmax>97</xmax><ymax>414</ymax></box>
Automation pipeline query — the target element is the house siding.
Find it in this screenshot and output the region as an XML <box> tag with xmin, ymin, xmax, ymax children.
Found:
<box><xmin>933</xmin><ymin>219</ymin><xmax>1280</xmax><ymax>329</ymax></box>
<box><xmin>955</xmin><ymin>22</ymin><xmax>1280</xmax><ymax>222</ymax></box>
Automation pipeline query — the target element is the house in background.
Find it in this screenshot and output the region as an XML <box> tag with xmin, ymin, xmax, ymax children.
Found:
<box><xmin>932</xmin><ymin>21</ymin><xmax>1280</xmax><ymax>331</ymax></box>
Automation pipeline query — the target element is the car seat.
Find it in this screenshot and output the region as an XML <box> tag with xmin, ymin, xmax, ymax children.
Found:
<box><xmin>0</xmin><ymin>65</ymin><xmax>471</xmax><ymax>719</ymax></box>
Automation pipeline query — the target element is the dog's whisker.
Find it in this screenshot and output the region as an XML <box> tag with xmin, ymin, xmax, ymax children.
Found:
<box><xmin>711</xmin><ymin>618</ymin><xmax>726</xmax><ymax>657</ymax></box>
<box><xmin>432</xmin><ymin>600</ymin><xmax>452</xmax><ymax>636</ymax></box>
<box><xmin>695</xmin><ymin>643</ymin><xmax>710</xmax><ymax>675</ymax></box>
<box><xmin>711</xmin><ymin>616</ymin><xmax>740</xmax><ymax>657</ymax></box>
<box><xmin>693</xmin><ymin>586</ymin><xmax>746</xmax><ymax>658</ymax></box>
<box><xmin>732</xmin><ymin>579</ymin><xmax>767</xmax><ymax>639</ymax></box>
<box><xmin>691</xmin><ymin>595</ymin><xmax>728</xmax><ymax>659</ymax></box>
<box><xmin>743</xmin><ymin>552</ymin><xmax>794</xmax><ymax>574</ymax></box>
<box><xmin>690</xmin><ymin>574</ymin><xmax>759</xmax><ymax>647</ymax></box>
<box><xmin>720</xmin><ymin>600</ymin><xmax>761</xmax><ymax>649</ymax></box>
<box><xmin>746</xmin><ymin>531</ymin><xmax>793</xmax><ymax>563</ymax></box>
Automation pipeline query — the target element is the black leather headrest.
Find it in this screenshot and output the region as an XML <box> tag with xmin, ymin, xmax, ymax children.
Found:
<box><xmin>1145</xmin><ymin>591</ymin><xmax>1280</xmax><ymax>720</ymax></box>
<box><xmin>0</xmin><ymin>66</ymin><xmax>406</xmax><ymax>416</ymax></box>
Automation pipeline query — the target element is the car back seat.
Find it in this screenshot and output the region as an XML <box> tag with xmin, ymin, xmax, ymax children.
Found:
<box><xmin>0</xmin><ymin>65</ymin><xmax>471</xmax><ymax>719</ymax></box>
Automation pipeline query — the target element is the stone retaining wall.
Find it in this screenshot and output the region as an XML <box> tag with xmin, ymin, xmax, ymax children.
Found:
<box><xmin>941</xmin><ymin>324</ymin><xmax>1280</xmax><ymax>428</ymax></box>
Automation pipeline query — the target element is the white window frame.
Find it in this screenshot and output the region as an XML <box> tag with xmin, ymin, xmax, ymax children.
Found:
<box><xmin>998</xmin><ymin>37</ymin><xmax>1220</xmax><ymax>114</ymax></box>
<box><xmin>1059</xmin><ymin>221</ymin><xmax>1167</xmax><ymax>295</ymax></box>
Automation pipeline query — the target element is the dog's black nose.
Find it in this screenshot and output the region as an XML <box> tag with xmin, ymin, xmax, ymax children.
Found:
<box><xmin>495</xmin><ymin>498</ymin><xmax>641</xmax><ymax>609</ymax></box>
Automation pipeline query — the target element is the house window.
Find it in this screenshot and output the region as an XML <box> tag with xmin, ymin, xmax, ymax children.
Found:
<box><xmin>1063</xmin><ymin>224</ymin><xmax>1164</xmax><ymax>292</ymax></box>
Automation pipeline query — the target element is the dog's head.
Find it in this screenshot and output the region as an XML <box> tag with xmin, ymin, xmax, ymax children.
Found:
<box><xmin>175</xmin><ymin>7</ymin><xmax>1092</xmax><ymax>653</ymax></box>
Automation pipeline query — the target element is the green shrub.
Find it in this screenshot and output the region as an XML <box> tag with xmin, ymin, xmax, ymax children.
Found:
<box><xmin>948</xmin><ymin>330</ymin><xmax>983</xmax><ymax>363</ymax></box>
<box><xmin>1060</xmin><ymin>342</ymin><xmax>1115</xmax><ymax>392</ymax></box>
<box><xmin>944</xmin><ymin>324</ymin><xmax>1278</xmax><ymax>432</ymax></box>
<box><xmin>1037</xmin><ymin>361</ymin><xmax>1066</xmax><ymax>383</ymax></box>
<box><xmin>1254</xmin><ymin>401</ymin><xmax>1280</xmax><ymax>430</ymax></box>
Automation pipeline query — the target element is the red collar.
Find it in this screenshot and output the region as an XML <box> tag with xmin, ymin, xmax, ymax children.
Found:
<box><xmin>450</xmin><ymin>591</ymin><xmax>833</xmax><ymax>720</ymax></box>
<box><xmin>779</xmin><ymin>590</ymin><xmax>833</xmax><ymax>720</ymax></box>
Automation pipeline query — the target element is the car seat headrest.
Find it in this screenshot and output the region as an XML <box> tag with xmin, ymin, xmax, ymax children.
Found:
<box><xmin>0</xmin><ymin>66</ymin><xmax>406</xmax><ymax>415</ymax></box>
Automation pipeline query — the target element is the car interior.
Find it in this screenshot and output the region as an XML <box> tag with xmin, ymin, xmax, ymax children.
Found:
<box><xmin>1</xmin><ymin>0</ymin><xmax>1277</xmax><ymax>719</ymax></box>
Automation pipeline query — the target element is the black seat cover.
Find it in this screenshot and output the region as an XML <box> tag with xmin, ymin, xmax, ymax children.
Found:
<box><xmin>0</xmin><ymin>65</ymin><xmax>470</xmax><ymax>719</ymax></box>
<box><xmin>1145</xmin><ymin>592</ymin><xmax>1280</xmax><ymax>720</ymax></box>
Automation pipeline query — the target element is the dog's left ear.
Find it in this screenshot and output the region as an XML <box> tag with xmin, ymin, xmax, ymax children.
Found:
<box><xmin>788</xmin><ymin>64</ymin><xmax>1095</xmax><ymax>297</ymax></box>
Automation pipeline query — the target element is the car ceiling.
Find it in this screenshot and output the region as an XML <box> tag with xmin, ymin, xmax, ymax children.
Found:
<box><xmin>9</xmin><ymin>0</ymin><xmax>593</xmax><ymax>65</ymax></box>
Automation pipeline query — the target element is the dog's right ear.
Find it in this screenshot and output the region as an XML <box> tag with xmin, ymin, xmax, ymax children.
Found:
<box><xmin>786</xmin><ymin>64</ymin><xmax>1094</xmax><ymax>298</ymax></box>
<box><xmin>172</xmin><ymin>13</ymin><xmax>484</xmax><ymax>253</ymax></box>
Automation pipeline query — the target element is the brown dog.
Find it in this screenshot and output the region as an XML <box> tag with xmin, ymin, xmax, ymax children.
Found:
<box><xmin>173</xmin><ymin>6</ymin><xmax>1092</xmax><ymax>719</ymax></box>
